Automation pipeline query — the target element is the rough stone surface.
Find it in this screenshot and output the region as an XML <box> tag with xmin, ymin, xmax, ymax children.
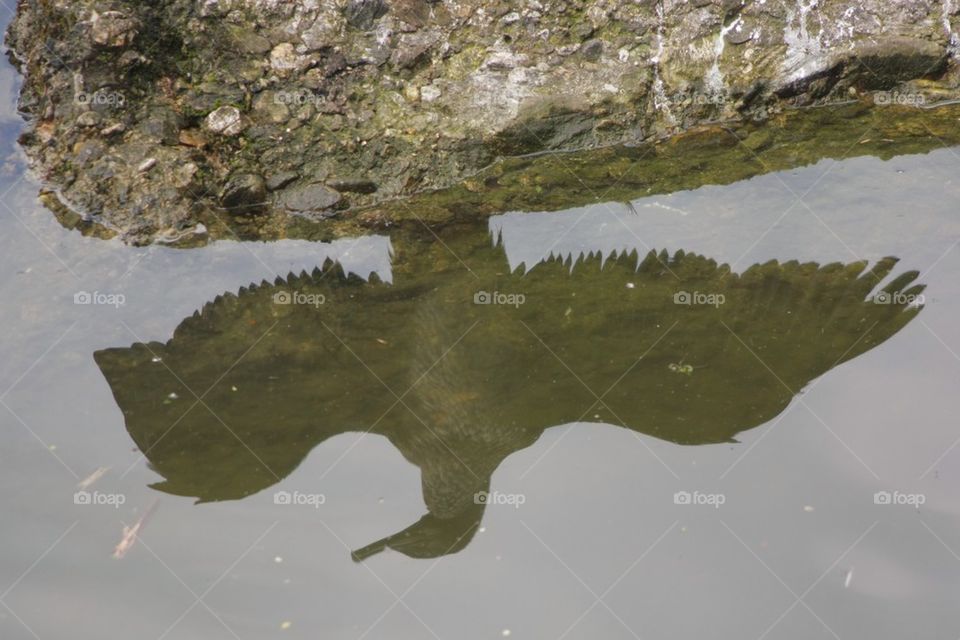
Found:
<box><xmin>6</xmin><ymin>0</ymin><xmax>960</xmax><ymax>244</ymax></box>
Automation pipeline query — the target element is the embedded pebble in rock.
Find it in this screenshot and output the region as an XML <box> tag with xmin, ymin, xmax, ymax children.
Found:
<box><xmin>420</xmin><ymin>85</ymin><xmax>442</xmax><ymax>103</ymax></box>
<box><xmin>100</xmin><ymin>122</ymin><xmax>125</xmax><ymax>136</ymax></box>
<box><xmin>265</xmin><ymin>171</ymin><xmax>300</xmax><ymax>192</ymax></box>
<box><xmin>76</xmin><ymin>112</ymin><xmax>101</xmax><ymax>128</ymax></box>
<box><xmin>270</xmin><ymin>43</ymin><xmax>304</xmax><ymax>76</ymax></box>
<box><xmin>204</xmin><ymin>106</ymin><xmax>244</xmax><ymax>136</ymax></box>
<box><xmin>280</xmin><ymin>182</ymin><xmax>342</xmax><ymax>213</ymax></box>
<box><xmin>89</xmin><ymin>11</ymin><xmax>139</xmax><ymax>48</ymax></box>
<box><xmin>220</xmin><ymin>174</ymin><xmax>267</xmax><ymax>211</ymax></box>
<box><xmin>581</xmin><ymin>39</ymin><xmax>604</xmax><ymax>61</ymax></box>
<box><xmin>172</xmin><ymin>162</ymin><xmax>199</xmax><ymax>190</ymax></box>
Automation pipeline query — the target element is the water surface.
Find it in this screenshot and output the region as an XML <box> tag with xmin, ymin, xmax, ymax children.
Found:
<box><xmin>2</xmin><ymin>18</ymin><xmax>960</xmax><ymax>640</ymax></box>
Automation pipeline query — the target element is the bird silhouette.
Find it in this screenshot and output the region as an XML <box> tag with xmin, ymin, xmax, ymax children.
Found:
<box><xmin>95</xmin><ymin>222</ymin><xmax>924</xmax><ymax>560</ymax></box>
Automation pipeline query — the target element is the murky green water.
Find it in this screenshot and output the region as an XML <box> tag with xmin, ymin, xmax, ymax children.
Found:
<box><xmin>4</xmin><ymin>10</ymin><xmax>960</xmax><ymax>639</ymax></box>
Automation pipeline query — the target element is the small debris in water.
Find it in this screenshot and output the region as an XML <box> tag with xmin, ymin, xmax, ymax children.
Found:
<box><xmin>376</xmin><ymin>338</ymin><xmax>388</xmax><ymax>345</ymax></box>
<box><xmin>626</xmin><ymin>282</ymin><xmax>635</xmax><ymax>289</ymax></box>
<box><xmin>803</xmin><ymin>505</ymin><xmax>815</xmax><ymax>512</ymax></box>
<box><xmin>151</xmin><ymin>356</ymin><xmax>162</xmax><ymax>363</ymax></box>
<box><xmin>114</xmin><ymin>499</ymin><xmax>159</xmax><ymax>559</ymax></box>
<box><xmin>77</xmin><ymin>466</ymin><xmax>110</xmax><ymax>490</ymax></box>
<box><xmin>231</xmin><ymin>386</ymin><xmax>238</xmax><ymax>392</ymax></box>
<box><xmin>167</xmin><ymin>392</ymin><xmax>179</xmax><ymax>400</ymax></box>
<box><xmin>502</xmin><ymin>630</ymin><xmax>511</xmax><ymax>637</ymax></box>
<box><xmin>137</xmin><ymin>158</ymin><xmax>157</xmax><ymax>173</ymax></box>
<box><xmin>280</xmin><ymin>621</ymin><xmax>292</xmax><ymax>630</ymax></box>
<box><xmin>274</xmin><ymin>556</ymin><xmax>283</xmax><ymax>564</ymax></box>
<box><xmin>844</xmin><ymin>568</ymin><xmax>853</xmax><ymax>588</ymax></box>
<box><xmin>478</xmin><ymin>527</ymin><xmax>486</xmax><ymax>533</ymax></box>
